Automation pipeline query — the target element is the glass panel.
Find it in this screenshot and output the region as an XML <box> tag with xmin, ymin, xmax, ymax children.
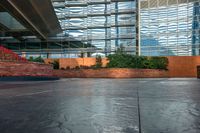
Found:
<box><xmin>140</xmin><ymin>0</ymin><xmax>200</xmax><ymax>56</ymax></box>
<box><xmin>0</xmin><ymin>12</ymin><xmax>26</xmax><ymax>30</ymax></box>
<box><xmin>52</xmin><ymin>0</ymin><xmax>137</xmax><ymax>54</ymax></box>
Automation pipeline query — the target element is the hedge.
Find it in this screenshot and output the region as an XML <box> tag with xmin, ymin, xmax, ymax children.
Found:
<box><xmin>28</xmin><ymin>56</ymin><xmax>44</xmax><ymax>63</ymax></box>
<box><xmin>107</xmin><ymin>54</ymin><xmax>168</xmax><ymax>70</ymax></box>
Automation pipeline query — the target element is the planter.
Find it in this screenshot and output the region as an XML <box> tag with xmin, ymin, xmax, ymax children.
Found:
<box><xmin>0</xmin><ymin>61</ymin><xmax>54</xmax><ymax>77</ymax></box>
<box><xmin>53</xmin><ymin>68</ymin><xmax>169</xmax><ymax>78</ymax></box>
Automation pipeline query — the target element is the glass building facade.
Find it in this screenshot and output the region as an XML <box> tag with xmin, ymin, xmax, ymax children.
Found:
<box><xmin>140</xmin><ymin>0</ymin><xmax>200</xmax><ymax>56</ymax></box>
<box><xmin>52</xmin><ymin>0</ymin><xmax>137</xmax><ymax>55</ymax></box>
<box><xmin>2</xmin><ymin>0</ymin><xmax>200</xmax><ymax>57</ymax></box>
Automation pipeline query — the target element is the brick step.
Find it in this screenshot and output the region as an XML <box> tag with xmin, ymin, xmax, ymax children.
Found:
<box><xmin>0</xmin><ymin>46</ymin><xmax>27</xmax><ymax>62</ymax></box>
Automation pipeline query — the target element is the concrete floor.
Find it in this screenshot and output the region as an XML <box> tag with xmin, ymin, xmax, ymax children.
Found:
<box><xmin>0</xmin><ymin>78</ymin><xmax>200</xmax><ymax>133</ymax></box>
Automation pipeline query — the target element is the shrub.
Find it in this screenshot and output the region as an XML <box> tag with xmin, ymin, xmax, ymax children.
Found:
<box><xmin>141</xmin><ymin>59</ymin><xmax>153</xmax><ymax>69</ymax></box>
<box><xmin>95</xmin><ymin>55</ymin><xmax>102</xmax><ymax>68</ymax></box>
<box><xmin>28</xmin><ymin>56</ymin><xmax>44</xmax><ymax>63</ymax></box>
<box><xmin>130</xmin><ymin>56</ymin><xmax>148</xmax><ymax>68</ymax></box>
<box><xmin>28</xmin><ymin>56</ymin><xmax>34</xmax><ymax>62</ymax></box>
<box><xmin>107</xmin><ymin>53</ymin><xmax>132</xmax><ymax>68</ymax></box>
<box><xmin>51</xmin><ymin>60</ymin><xmax>59</xmax><ymax>69</ymax></box>
<box><xmin>149</xmin><ymin>57</ymin><xmax>168</xmax><ymax>70</ymax></box>
<box><xmin>107</xmin><ymin>54</ymin><xmax>168</xmax><ymax>70</ymax></box>
<box><xmin>66</xmin><ymin>66</ymin><xmax>71</xmax><ymax>70</ymax></box>
<box><xmin>80</xmin><ymin>65</ymin><xmax>90</xmax><ymax>69</ymax></box>
<box><xmin>75</xmin><ymin>66</ymin><xmax>80</xmax><ymax>69</ymax></box>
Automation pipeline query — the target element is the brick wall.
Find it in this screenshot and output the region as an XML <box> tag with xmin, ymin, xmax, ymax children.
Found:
<box><xmin>167</xmin><ymin>56</ymin><xmax>200</xmax><ymax>77</ymax></box>
<box><xmin>45</xmin><ymin>56</ymin><xmax>200</xmax><ymax>78</ymax></box>
<box><xmin>0</xmin><ymin>61</ymin><xmax>53</xmax><ymax>77</ymax></box>
<box><xmin>53</xmin><ymin>69</ymin><xmax>168</xmax><ymax>78</ymax></box>
<box><xmin>0</xmin><ymin>46</ymin><xmax>27</xmax><ymax>62</ymax></box>
<box><xmin>44</xmin><ymin>58</ymin><xmax>108</xmax><ymax>69</ymax></box>
<box><xmin>2</xmin><ymin>55</ymin><xmax>200</xmax><ymax>78</ymax></box>
<box><xmin>59</xmin><ymin>58</ymin><xmax>109</xmax><ymax>69</ymax></box>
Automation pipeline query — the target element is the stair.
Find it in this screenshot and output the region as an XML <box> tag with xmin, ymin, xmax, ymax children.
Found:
<box><xmin>0</xmin><ymin>46</ymin><xmax>27</xmax><ymax>62</ymax></box>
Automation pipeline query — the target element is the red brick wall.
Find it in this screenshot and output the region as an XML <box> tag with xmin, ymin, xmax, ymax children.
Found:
<box><xmin>167</xmin><ymin>56</ymin><xmax>200</xmax><ymax>77</ymax></box>
<box><xmin>3</xmin><ymin>55</ymin><xmax>200</xmax><ymax>78</ymax></box>
<box><xmin>45</xmin><ymin>56</ymin><xmax>200</xmax><ymax>77</ymax></box>
<box><xmin>44</xmin><ymin>58</ymin><xmax>108</xmax><ymax>69</ymax></box>
<box><xmin>44</xmin><ymin>58</ymin><xmax>55</xmax><ymax>64</ymax></box>
<box><xmin>0</xmin><ymin>61</ymin><xmax>53</xmax><ymax>77</ymax></box>
<box><xmin>53</xmin><ymin>69</ymin><xmax>168</xmax><ymax>78</ymax></box>
<box><xmin>59</xmin><ymin>58</ymin><xmax>108</xmax><ymax>69</ymax></box>
<box><xmin>6</xmin><ymin>56</ymin><xmax>200</xmax><ymax>78</ymax></box>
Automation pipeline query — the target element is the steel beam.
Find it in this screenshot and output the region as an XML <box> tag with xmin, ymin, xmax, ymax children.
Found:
<box><xmin>0</xmin><ymin>0</ymin><xmax>62</xmax><ymax>39</ymax></box>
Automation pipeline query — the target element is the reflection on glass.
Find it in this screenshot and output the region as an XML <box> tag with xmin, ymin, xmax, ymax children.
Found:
<box><xmin>52</xmin><ymin>0</ymin><xmax>137</xmax><ymax>54</ymax></box>
<box><xmin>140</xmin><ymin>0</ymin><xmax>200</xmax><ymax>56</ymax></box>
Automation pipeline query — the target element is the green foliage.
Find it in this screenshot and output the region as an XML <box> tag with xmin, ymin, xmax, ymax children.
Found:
<box><xmin>51</xmin><ymin>60</ymin><xmax>59</xmax><ymax>69</ymax></box>
<box><xmin>28</xmin><ymin>56</ymin><xmax>34</xmax><ymax>62</ymax></box>
<box><xmin>95</xmin><ymin>55</ymin><xmax>102</xmax><ymax>68</ymax></box>
<box><xmin>91</xmin><ymin>55</ymin><xmax>103</xmax><ymax>69</ymax></box>
<box><xmin>107</xmin><ymin>54</ymin><xmax>131</xmax><ymax>68</ymax></box>
<box><xmin>107</xmin><ymin>54</ymin><xmax>168</xmax><ymax>70</ymax></box>
<box><xmin>149</xmin><ymin>57</ymin><xmax>169</xmax><ymax>69</ymax></box>
<box><xmin>142</xmin><ymin>58</ymin><xmax>155</xmax><ymax>69</ymax></box>
<box><xmin>28</xmin><ymin>56</ymin><xmax>44</xmax><ymax>63</ymax></box>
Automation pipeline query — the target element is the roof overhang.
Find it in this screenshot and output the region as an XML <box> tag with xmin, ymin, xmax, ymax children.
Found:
<box><xmin>0</xmin><ymin>0</ymin><xmax>62</xmax><ymax>39</ymax></box>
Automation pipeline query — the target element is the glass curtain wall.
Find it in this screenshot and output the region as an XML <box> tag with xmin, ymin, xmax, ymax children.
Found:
<box><xmin>52</xmin><ymin>0</ymin><xmax>137</xmax><ymax>55</ymax></box>
<box><xmin>140</xmin><ymin>0</ymin><xmax>200</xmax><ymax>56</ymax></box>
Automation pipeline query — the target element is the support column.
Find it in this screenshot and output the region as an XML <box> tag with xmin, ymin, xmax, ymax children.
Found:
<box><xmin>136</xmin><ymin>0</ymin><xmax>141</xmax><ymax>56</ymax></box>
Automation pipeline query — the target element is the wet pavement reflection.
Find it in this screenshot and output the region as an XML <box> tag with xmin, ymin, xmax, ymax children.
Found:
<box><xmin>0</xmin><ymin>78</ymin><xmax>200</xmax><ymax>133</ymax></box>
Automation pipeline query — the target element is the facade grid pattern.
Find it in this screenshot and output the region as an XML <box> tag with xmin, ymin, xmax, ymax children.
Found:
<box><xmin>52</xmin><ymin>0</ymin><xmax>137</xmax><ymax>56</ymax></box>
<box><xmin>140</xmin><ymin>0</ymin><xmax>200</xmax><ymax>56</ymax></box>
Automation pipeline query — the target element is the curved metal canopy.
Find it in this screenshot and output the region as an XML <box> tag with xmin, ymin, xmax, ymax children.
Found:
<box><xmin>0</xmin><ymin>0</ymin><xmax>62</xmax><ymax>39</ymax></box>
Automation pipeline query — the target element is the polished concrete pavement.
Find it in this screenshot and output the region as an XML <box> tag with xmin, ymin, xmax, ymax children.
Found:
<box><xmin>0</xmin><ymin>78</ymin><xmax>200</xmax><ymax>133</ymax></box>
